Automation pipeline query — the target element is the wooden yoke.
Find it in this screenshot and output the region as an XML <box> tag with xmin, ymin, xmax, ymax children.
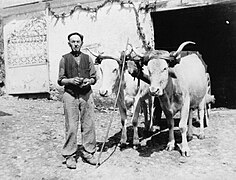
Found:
<box><xmin>124</xmin><ymin>48</ymin><xmax>151</xmax><ymax>85</ymax></box>
<box><xmin>126</xmin><ymin>60</ymin><xmax>150</xmax><ymax>85</ymax></box>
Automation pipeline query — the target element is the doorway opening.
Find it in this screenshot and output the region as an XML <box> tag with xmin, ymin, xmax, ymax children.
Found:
<box><xmin>151</xmin><ymin>1</ymin><xmax>236</xmax><ymax>108</ymax></box>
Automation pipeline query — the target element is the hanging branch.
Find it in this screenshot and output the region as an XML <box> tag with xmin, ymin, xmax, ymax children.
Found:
<box><xmin>128</xmin><ymin>1</ymin><xmax>151</xmax><ymax>51</ymax></box>
<box><xmin>46</xmin><ymin>0</ymin><xmax>167</xmax><ymax>51</ymax></box>
<box><xmin>139</xmin><ymin>0</ymin><xmax>168</xmax><ymax>13</ymax></box>
<box><xmin>47</xmin><ymin>0</ymin><xmax>120</xmax><ymax>18</ymax></box>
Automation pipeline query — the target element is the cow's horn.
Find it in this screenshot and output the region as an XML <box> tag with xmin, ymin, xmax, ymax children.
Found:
<box><xmin>86</xmin><ymin>48</ymin><xmax>120</xmax><ymax>63</ymax></box>
<box><xmin>85</xmin><ymin>48</ymin><xmax>99</xmax><ymax>57</ymax></box>
<box><xmin>173</xmin><ymin>41</ymin><xmax>196</xmax><ymax>57</ymax></box>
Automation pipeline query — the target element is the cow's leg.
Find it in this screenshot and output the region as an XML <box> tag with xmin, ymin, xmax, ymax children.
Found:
<box><xmin>178</xmin><ymin>97</ymin><xmax>190</xmax><ymax>156</ymax></box>
<box><xmin>149</xmin><ymin>97</ymin><xmax>154</xmax><ymax>131</ymax></box>
<box><xmin>124</xmin><ymin>95</ymin><xmax>134</xmax><ymax>117</ymax></box>
<box><xmin>165</xmin><ymin>113</ymin><xmax>175</xmax><ymax>151</ymax></box>
<box><xmin>159</xmin><ymin>96</ymin><xmax>175</xmax><ymax>151</ymax></box>
<box><xmin>150</xmin><ymin>97</ymin><xmax>162</xmax><ymax>132</ymax></box>
<box><xmin>131</xmin><ymin>95</ymin><xmax>142</xmax><ymax>146</ymax></box>
<box><xmin>204</xmin><ymin>102</ymin><xmax>209</xmax><ymax>127</ymax></box>
<box><xmin>117</xmin><ymin>91</ymin><xmax>128</xmax><ymax>145</ymax></box>
<box><xmin>146</xmin><ymin>96</ymin><xmax>153</xmax><ymax>131</ymax></box>
<box><xmin>140</xmin><ymin>94</ymin><xmax>151</xmax><ymax>131</ymax></box>
<box><xmin>198</xmin><ymin>98</ymin><xmax>205</xmax><ymax>139</ymax></box>
<box><xmin>141</xmin><ymin>100</ymin><xmax>148</xmax><ymax>130</ymax></box>
<box><xmin>187</xmin><ymin>109</ymin><xmax>193</xmax><ymax>141</ymax></box>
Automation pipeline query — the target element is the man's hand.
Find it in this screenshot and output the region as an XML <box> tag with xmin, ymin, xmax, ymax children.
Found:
<box><xmin>80</xmin><ymin>78</ymin><xmax>92</xmax><ymax>87</ymax></box>
<box><xmin>70</xmin><ymin>77</ymin><xmax>84</xmax><ymax>85</ymax></box>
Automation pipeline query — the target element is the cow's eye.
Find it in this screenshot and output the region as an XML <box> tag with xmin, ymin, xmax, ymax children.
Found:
<box><xmin>163</xmin><ymin>67</ymin><xmax>167</xmax><ymax>71</ymax></box>
<box><xmin>162</xmin><ymin>67</ymin><xmax>168</xmax><ymax>72</ymax></box>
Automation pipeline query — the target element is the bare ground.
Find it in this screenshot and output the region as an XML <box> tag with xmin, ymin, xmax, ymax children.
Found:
<box><xmin>0</xmin><ymin>94</ymin><xmax>236</xmax><ymax>180</ymax></box>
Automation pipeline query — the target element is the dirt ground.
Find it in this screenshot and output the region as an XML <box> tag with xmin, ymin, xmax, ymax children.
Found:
<box><xmin>0</xmin><ymin>94</ymin><xmax>236</xmax><ymax>180</ymax></box>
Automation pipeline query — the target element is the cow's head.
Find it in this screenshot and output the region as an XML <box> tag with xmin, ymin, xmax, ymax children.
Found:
<box><xmin>145</xmin><ymin>41</ymin><xmax>196</xmax><ymax>96</ymax></box>
<box><xmin>147</xmin><ymin>50</ymin><xmax>171</xmax><ymax>96</ymax></box>
<box><xmin>99</xmin><ymin>58</ymin><xmax>122</xmax><ymax>97</ymax></box>
<box><xmin>87</xmin><ymin>48</ymin><xmax>123</xmax><ymax>97</ymax></box>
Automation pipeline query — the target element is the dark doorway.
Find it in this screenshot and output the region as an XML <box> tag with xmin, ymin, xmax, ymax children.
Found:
<box><xmin>151</xmin><ymin>1</ymin><xmax>236</xmax><ymax>108</ymax></box>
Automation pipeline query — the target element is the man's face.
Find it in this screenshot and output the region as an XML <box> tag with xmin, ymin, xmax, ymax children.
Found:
<box><xmin>68</xmin><ymin>35</ymin><xmax>83</xmax><ymax>52</ymax></box>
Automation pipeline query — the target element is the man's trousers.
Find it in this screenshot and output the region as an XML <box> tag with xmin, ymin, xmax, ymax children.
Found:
<box><xmin>62</xmin><ymin>90</ymin><xmax>96</xmax><ymax>157</ymax></box>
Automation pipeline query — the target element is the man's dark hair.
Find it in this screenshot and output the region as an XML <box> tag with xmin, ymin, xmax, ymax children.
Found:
<box><xmin>68</xmin><ymin>32</ymin><xmax>84</xmax><ymax>41</ymax></box>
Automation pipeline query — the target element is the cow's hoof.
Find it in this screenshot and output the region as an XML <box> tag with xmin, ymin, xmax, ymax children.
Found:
<box><xmin>177</xmin><ymin>143</ymin><xmax>190</xmax><ymax>157</ymax></box>
<box><xmin>120</xmin><ymin>138</ymin><xmax>127</xmax><ymax>145</ymax></box>
<box><xmin>133</xmin><ymin>139</ymin><xmax>140</xmax><ymax>148</ymax></box>
<box><xmin>150</xmin><ymin>125</ymin><xmax>160</xmax><ymax>133</ymax></box>
<box><xmin>198</xmin><ymin>133</ymin><xmax>205</xmax><ymax>140</ymax></box>
<box><xmin>187</xmin><ymin>134</ymin><xmax>193</xmax><ymax>141</ymax></box>
<box><xmin>166</xmin><ymin>141</ymin><xmax>175</xmax><ymax>151</ymax></box>
<box><xmin>133</xmin><ymin>144</ymin><xmax>141</xmax><ymax>150</ymax></box>
<box><xmin>119</xmin><ymin>143</ymin><xmax>128</xmax><ymax>150</ymax></box>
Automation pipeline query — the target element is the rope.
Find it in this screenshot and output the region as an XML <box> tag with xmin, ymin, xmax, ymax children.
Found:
<box><xmin>96</xmin><ymin>38</ymin><xmax>129</xmax><ymax>168</ymax></box>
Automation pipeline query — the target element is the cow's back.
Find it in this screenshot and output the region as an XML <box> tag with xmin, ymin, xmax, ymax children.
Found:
<box><xmin>174</xmin><ymin>54</ymin><xmax>207</xmax><ymax>107</ymax></box>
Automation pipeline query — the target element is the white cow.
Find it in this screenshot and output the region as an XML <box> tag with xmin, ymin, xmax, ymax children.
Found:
<box><xmin>96</xmin><ymin>54</ymin><xmax>154</xmax><ymax>147</ymax></box>
<box><xmin>143</xmin><ymin>41</ymin><xmax>208</xmax><ymax>156</ymax></box>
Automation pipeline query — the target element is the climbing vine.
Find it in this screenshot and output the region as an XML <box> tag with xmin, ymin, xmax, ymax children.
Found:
<box><xmin>46</xmin><ymin>0</ymin><xmax>167</xmax><ymax>50</ymax></box>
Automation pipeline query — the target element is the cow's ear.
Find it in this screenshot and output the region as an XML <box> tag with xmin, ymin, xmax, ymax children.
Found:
<box><xmin>168</xmin><ymin>68</ymin><xmax>177</xmax><ymax>78</ymax></box>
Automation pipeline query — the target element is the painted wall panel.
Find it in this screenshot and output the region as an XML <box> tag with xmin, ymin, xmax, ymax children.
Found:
<box><xmin>6</xmin><ymin>65</ymin><xmax>49</xmax><ymax>93</ymax></box>
<box><xmin>4</xmin><ymin>12</ymin><xmax>50</xmax><ymax>94</ymax></box>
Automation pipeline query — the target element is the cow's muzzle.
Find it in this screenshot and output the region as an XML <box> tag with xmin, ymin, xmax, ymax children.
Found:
<box><xmin>99</xmin><ymin>90</ymin><xmax>109</xmax><ymax>97</ymax></box>
<box><xmin>149</xmin><ymin>86</ymin><xmax>163</xmax><ymax>96</ymax></box>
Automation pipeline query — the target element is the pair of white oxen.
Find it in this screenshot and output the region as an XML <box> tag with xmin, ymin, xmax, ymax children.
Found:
<box><xmin>92</xmin><ymin>41</ymin><xmax>214</xmax><ymax>157</ymax></box>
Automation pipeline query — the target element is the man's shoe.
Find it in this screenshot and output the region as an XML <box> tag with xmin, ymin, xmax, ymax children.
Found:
<box><xmin>81</xmin><ymin>150</ymin><xmax>97</xmax><ymax>165</ymax></box>
<box><xmin>66</xmin><ymin>156</ymin><xmax>76</xmax><ymax>169</ymax></box>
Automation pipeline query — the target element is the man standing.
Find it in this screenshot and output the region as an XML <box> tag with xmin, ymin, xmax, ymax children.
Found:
<box><xmin>58</xmin><ymin>32</ymin><xmax>97</xmax><ymax>169</ymax></box>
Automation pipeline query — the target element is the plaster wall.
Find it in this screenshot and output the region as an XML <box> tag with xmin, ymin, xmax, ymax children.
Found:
<box><xmin>47</xmin><ymin>3</ymin><xmax>154</xmax><ymax>87</ymax></box>
<box><xmin>2</xmin><ymin>0</ymin><xmax>229</xmax><ymax>93</ymax></box>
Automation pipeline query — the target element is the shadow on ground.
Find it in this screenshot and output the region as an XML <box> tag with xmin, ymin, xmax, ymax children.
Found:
<box><xmin>95</xmin><ymin>117</ymin><xmax>202</xmax><ymax>159</ymax></box>
<box><xmin>0</xmin><ymin>111</ymin><xmax>12</xmax><ymax>116</ymax></box>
